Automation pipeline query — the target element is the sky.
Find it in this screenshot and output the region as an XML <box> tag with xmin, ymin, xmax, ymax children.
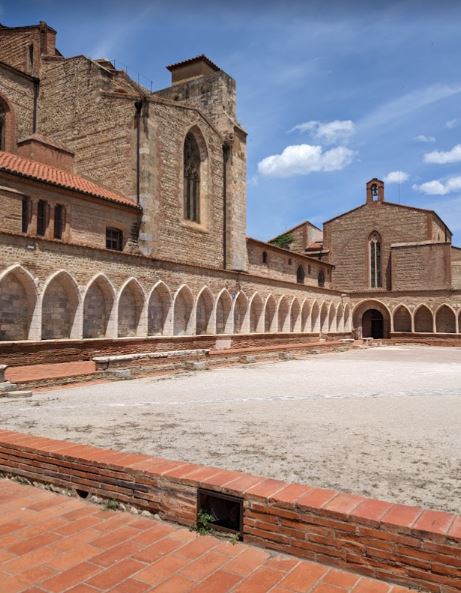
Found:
<box><xmin>4</xmin><ymin>0</ymin><xmax>461</xmax><ymax>243</ymax></box>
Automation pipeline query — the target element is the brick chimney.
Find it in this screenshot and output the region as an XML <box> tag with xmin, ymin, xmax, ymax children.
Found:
<box><xmin>17</xmin><ymin>134</ymin><xmax>74</xmax><ymax>171</ymax></box>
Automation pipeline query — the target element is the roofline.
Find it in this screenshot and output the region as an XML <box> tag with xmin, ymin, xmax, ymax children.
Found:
<box><xmin>268</xmin><ymin>219</ymin><xmax>322</xmax><ymax>243</ymax></box>
<box><xmin>0</xmin><ymin>22</ymin><xmax>57</xmax><ymax>34</ymax></box>
<box><xmin>167</xmin><ymin>54</ymin><xmax>220</xmax><ymax>72</ymax></box>
<box><xmin>0</xmin><ymin>163</ymin><xmax>141</xmax><ymax>211</ymax></box>
<box><xmin>247</xmin><ymin>237</ymin><xmax>334</xmax><ymax>268</ymax></box>
<box><xmin>323</xmin><ymin>200</ymin><xmax>452</xmax><ymax>235</ymax></box>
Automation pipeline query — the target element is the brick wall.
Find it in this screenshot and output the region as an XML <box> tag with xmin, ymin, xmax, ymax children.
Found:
<box><xmin>0</xmin><ymin>430</ymin><xmax>459</xmax><ymax>592</ymax></box>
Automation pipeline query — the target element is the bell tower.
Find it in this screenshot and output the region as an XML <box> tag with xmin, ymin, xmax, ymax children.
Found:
<box><xmin>366</xmin><ymin>178</ymin><xmax>385</xmax><ymax>203</ymax></box>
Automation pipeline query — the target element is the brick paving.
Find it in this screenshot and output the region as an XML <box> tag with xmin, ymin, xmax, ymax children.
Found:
<box><xmin>5</xmin><ymin>361</ymin><xmax>95</xmax><ymax>384</ymax></box>
<box><xmin>0</xmin><ymin>479</ymin><xmax>414</xmax><ymax>593</ymax></box>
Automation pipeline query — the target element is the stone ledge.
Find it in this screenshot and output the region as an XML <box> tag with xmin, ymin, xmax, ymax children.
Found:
<box><xmin>0</xmin><ymin>429</ymin><xmax>459</xmax><ymax>592</ymax></box>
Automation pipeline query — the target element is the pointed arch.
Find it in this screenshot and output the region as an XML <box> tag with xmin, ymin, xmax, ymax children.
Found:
<box><xmin>264</xmin><ymin>295</ymin><xmax>277</xmax><ymax>333</ymax></box>
<box><xmin>310</xmin><ymin>300</ymin><xmax>320</xmax><ymax>333</ymax></box>
<box><xmin>41</xmin><ymin>270</ymin><xmax>80</xmax><ymax>340</ymax></box>
<box><xmin>320</xmin><ymin>301</ymin><xmax>329</xmax><ymax>333</ymax></box>
<box><xmin>336</xmin><ymin>302</ymin><xmax>344</xmax><ymax>333</ymax></box>
<box><xmin>83</xmin><ymin>274</ymin><xmax>116</xmax><ymax>338</ymax></box>
<box><xmin>117</xmin><ymin>278</ymin><xmax>146</xmax><ymax>338</ymax></box>
<box><xmin>296</xmin><ymin>265</ymin><xmax>305</xmax><ymax>284</ymax></box>
<box><xmin>290</xmin><ymin>298</ymin><xmax>301</xmax><ymax>332</ymax></box>
<box><xmin>343</xmin><ymin>303</ymin><xmax>351</xmax><ymax>333</ymax></box>
<box><xmin>0</xmin><ymin>265</ymin><xmax>37</xmax><ymax>340</ymax></box>
<box><xmin>183</xmin><ymin>125</ymin><xmax>209</xmax><ymax>225</ymax></box>
<box><xmin>216</xmin><ymin>289</ymin><xmax>233</xmax><ymax>334</ymax></box>
<box><xmin>0</xmin><ymin>92</ymin><xmax>16</xmax><ymax>152</ymax></box>
<box><xmin>414</xmin><ymin>304</ymin><xmax>433</xmax><ymax>333</ymax></box>
<box><xmin>435</xmin><ymin>304</ymin><xmax>456</xmax><ymax>333</ymax></box>
<box><xmin>173</xmin><ymin>284</ymin><xmax>194</xmax><ymax>336</ymax></box>
<box><xmin>393</xmin><ymin>305</ymin><xmax>412</xmax><ymax>333</ymax></box>
<box><xmin>233</xmin><ymin>291</ymin><xmax>248</xmax><ymax>334</ymax></box>
<box><xmin>300</xmin><ymin>299</ymin><xmax>310</xmax><ymax>332</ymax></box>
<box><xmin>369</xmin><ymin>231</ymin><xmax>382</xmax><ymax>288</ymax></box>
<box><xmin>148</xmin><ymin>281</ymin><xmax>172</xmax><ymax>336</ymax></box>
<box><xmin>277</xmin><ymin>296</ymin><xmax>290</xmax><ymax>332</ymax></box>
<box><xmin>196</xmin><ymin>286</ymin><xmax>215</xmax><ymax>335</ymax></box>
<box><xmin>328</xmin><ymin>302</ymin><xmax>336</xmax><ymax>333</ymax></box>
<box><xmin>249</xmin><ymin>292</ymin><xmax>264</xmax><ymax>333</ymax></box>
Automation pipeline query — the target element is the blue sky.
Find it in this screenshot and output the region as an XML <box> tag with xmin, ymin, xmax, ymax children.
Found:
<box><xmin>5</xmin><ymin>0</ymin><xmax>461</xmax><ymax>243</ymax></box>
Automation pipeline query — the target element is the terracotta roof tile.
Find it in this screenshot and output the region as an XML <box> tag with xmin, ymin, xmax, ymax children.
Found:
<box><xmin>0</xmin><ymin>151</ymin><xmax>139</xmax><ymax>209</ymax></box>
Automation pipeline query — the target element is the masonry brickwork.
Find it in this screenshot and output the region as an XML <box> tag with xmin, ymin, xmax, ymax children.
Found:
<box><xmin>0</xmin><ymin>22</ymin><xmax>460</xmax><ymax>349</ymax></box>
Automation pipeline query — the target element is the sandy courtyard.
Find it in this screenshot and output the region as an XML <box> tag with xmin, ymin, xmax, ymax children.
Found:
<box><xmin>1</xmin><ymin>345</ymin><xmax>460</xmax><ymax>513</ymax></box>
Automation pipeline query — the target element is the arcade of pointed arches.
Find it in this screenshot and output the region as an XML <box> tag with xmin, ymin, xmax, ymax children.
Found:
<box><xmin>353</xmin><ymin>299</ymin><xmax>461</xmax><ymax>338</ymax></box>
<box><xmin>1</xmin><ymin>266</ymin><xmax>460</xmax><ymax>342</ymax></box>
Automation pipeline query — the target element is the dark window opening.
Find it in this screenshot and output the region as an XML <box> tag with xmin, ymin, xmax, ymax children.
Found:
<box><xmin>308</xmin><ymin>265</ymin><xmax>311</xmax><ymax>274</ymax></box>
<box><xmin>371</xmin><ymin>184</ymin><xmax>379</xmax><ymax>201</ymax></box>
<box><xmin>318</xmin><ymin>270</ymin><xmax>325</xmax><ymax>287</ymax></box>
<box><xmin>370</xmin><ymin>234</ymin><xmax>382</xmax><ymax>288</ymax></box>
<box><xmin>37</xmin><ymin>200</ymin><xmax>48</xmax><ymax>236</ymax></box>
<box><xmin>53</xmin><ymin>204</ymin><xmax>64</xmax><ymax>239</ymax></box>
<box><xmin>262</xmin><ymin>251</ymin><xmax>268</xmax><ymax>264</ymax></box>
<box><xmin>198</xmin><ymin>489</ymin><xmax>243</xmax><ymax>536</ymax></box>
<box><xmin>184</xmin><ymin>132</ymin><xmax>201</xmax><ymax>222</ymax></box>
<box><xmin>75</xmin><ymin>489</ymin><xmax>89</xmax><ymax>499</ymax></box>
<box><xmin>296</xmin><ymin>265</ymin><xmax>305</xmax><ymax>284</ymax></box>
<box><xmin>288</xmin><ymin>258</ymin><xmax>292</xmax><ymax>265</ymax></box>
<box><xmin>106</xmin><ymin>227</ymin><xmax>123</xmax><ymax>251</ymax></box>
<box><xmin>21</xmin><ymin>197</ymin><xmax>30</xmax><ymax>233</ymax></box>
<box><xmin>28</xmin><ymin>43</ymin><xmax>34</xmax><ymax>70</ymax></box>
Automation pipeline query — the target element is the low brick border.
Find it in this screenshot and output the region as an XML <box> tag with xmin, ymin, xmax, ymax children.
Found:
<box><xmin>0</xmin><ymin>430</ymin><xmax>459</xmax><ymax>592</ymax></box>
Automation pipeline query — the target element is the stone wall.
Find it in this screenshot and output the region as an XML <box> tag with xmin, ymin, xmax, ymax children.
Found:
<box><xmin>324</xmin><ymin>201</ymin><xmax>445</xmax><ymax>292</ymax></box>
<box><xmin>0</xmin><ymin>63</ymin><xmax>35</xmax><ymax>148</ymax></box>
<box><xmin>247</xmin><ymin>239</ymin><xmax>331</xmax><ymax>288</ymax></box>
<box><xmin>391</xmin><ymin>243</ymin><xmax>452</xmax><ymax>291</ymax></box>
<box><xmin>0</xmin><ymin>231</ymin><xmax>347</xmax><ymax>343</ymax></box>
<box><xmin>0</xmin><ymin>176</ymin><xmax>139</xmax><ymax>250</ymax></box>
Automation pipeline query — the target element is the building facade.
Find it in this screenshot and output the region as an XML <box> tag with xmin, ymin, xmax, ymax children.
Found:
<box><xmin>0</xmin><ymin>22</ymin><xmax>460</xmax><ymax>348</ymax></box>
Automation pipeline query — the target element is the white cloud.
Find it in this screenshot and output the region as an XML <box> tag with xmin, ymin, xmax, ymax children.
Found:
<box><xmin>415</xmin><ymin>134</ymin><xmax>436</xmax><ymax>143</ymax></box>
<box><xmin>383</xmin><ymin>171</ymin><xmax>409</xmax><ymax>184</ymax></box>
<box><xmin>446</xmin><ymin>118</ymin><xmax>459</xmax><ymax>129</ymax></box>
<box><xmin>413</xmin><ymin>176</ymin><xmax>461</xmax><ymax>195</ymax></box>
<box><xmin>258</xmin><ymin>144</ymin><xmax>355</xmax><ymax>177</ymax></box>
<box><xmin>290</xmin><ymin>120</ymin><xmax>355</xmax><ymax>144</ymax></box>
<box><xmin>424</xmin><ymin>144</ymin><xmax>461</xmax><ymax>164</ymax></box>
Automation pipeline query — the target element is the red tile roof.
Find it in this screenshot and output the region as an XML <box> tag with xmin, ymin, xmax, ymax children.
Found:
<box><xmin>0</xmin><ymin>151</ymin><xmax>140</xmax><ymax>209</ymax></box>
<box><xmin>167</xmin><ymin>54</ymin><xmax>220</xmax><ymax>72</ymax></box>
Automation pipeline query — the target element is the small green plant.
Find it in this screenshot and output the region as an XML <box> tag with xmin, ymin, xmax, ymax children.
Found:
<box><xmin>195</xmin><ymin>510</ymin><xmax>214</xmax><ymax>535</ymax></box>
<box><xmin>104</xmin><ymin>499</ymin><xmax>120</xmax><ymax>511</ymax></box>
<box><xmin>269</xmin><ymin>232</ymin><xmax>294</xmax><ymax>249</ymax></box>
<box><xmin>229</xmin><ymin>532</ymin><xmax>241</xmax><ymax>545</ymax></box>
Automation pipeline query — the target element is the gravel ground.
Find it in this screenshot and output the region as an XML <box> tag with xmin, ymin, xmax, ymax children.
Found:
<box><xmin>1</xmin><ymin>345</ymin><xmax>461</xmax><ymax>513</ymax></box>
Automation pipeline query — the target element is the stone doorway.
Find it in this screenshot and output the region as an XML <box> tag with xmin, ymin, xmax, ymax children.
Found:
<box><xmin>362</xmin><ymin>309</ymin><xmax>384</xmax><ymax>338</ymax></box>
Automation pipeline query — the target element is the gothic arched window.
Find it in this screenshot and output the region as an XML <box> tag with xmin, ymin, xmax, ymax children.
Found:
<box><xmin>369</xmin><ymin>232</ymin><xmax>382</xmax><ymax>288</ymax></box>
<box><xmin>183</xmin><ymin>132</ymin><xmax>201</xmax><ymax>222</ymax></box>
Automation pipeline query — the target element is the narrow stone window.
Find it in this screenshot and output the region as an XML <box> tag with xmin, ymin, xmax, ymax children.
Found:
<box><xmin>262</xmin><ymin>251</ymin><xmax>268</xmax><ymax>264</ymax></box>
<box><xmin>53</xmin><ymin>204</ymin><xmax>65</xmax><ymax>240</ymax></box>
<box><xmin>369</xmin><ymin>232</ymin><xmax>382</xmax><ymax>288</ymax></box>
<box><xmin>318</xmin><ymin>270</ymin><xmax>325</xmax><ymax>287</ymax></box>
<box><xmin>296</xmin><ymin>265</ymin><xmax>305</xmax><ymax>284</ymax></box>
<box><xmin>36</xmin><ymin>200</ymin><xmax>48</xmax><ymax>236</ymax></box>
<box><xmin>106</xmin><ymin>227</ymin><xmax>123</xmax><ymax>251</ymax></box>
<box><xmin>183</xmin><ymin>132</ymin><xmax>201</xmax><ymax>222</ymax></box>
<box><xmin>21</xmin><ymin>197</ymin><xmax>30</xmax><ymax>233</ymax></box>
